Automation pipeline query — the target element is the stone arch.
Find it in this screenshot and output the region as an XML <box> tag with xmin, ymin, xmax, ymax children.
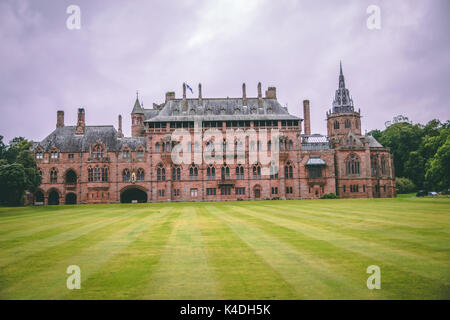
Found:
<box><xmin>34</xmin><ymin>189</ymin><xmax>45</xmax><ymax>204</ymax></box>
<box><xmin>64</xmin><ymin>168</ymin><xmax>77</xmax><ymax>184</ymax></box>
<box><xmin>119</xmin><ymin>185</ymin><xmax>148</xmax><ymax>203</ymax></box>
<box><xmin>47</xmin><ymin>188</ymin><xmax>61</xmax><ymax>205</ymax></box>
<box><xmin>65</xmin><ymin>193</ymin><xmax>77</xmax><ymax>205</ymax></box>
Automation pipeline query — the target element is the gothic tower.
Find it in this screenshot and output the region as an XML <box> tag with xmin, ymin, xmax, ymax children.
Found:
<box><xmin>131</xmin><ymin>95</ymin><xmax>145</xmax><ymax>137</ymax></box>
<box><xmin>327</xmin><ymin>62</ymin><xmax>362</xmax><ymax>138</ymax></box>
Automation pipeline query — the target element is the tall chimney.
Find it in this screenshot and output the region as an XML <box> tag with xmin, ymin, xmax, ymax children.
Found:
<box><xmin>76</xmin><ymin>108</ymin><xmax>85</xmax><ymax>134</ymax></box>
<box><xmin>198</xmin><ymin>83</ymin><xmax>203</xmax><ymax>105</ymax></box>
<box><xmin>242</xmin><ymin>83</ymin><xmax>247</xmax><ymax>106</ymax></box>
<box><xmin>118</xmin><ymin>114</ymin><xmax>123</xmax><ymax>138</ymax></box>
<box><xmin>56</xmin><ymin>110</ymin><xmax>64</xmax><ymax>128</ymax></box>
<box><xmin>182</xmin><ymin>83</ymin><xmax>187</xmax><ymax>111</ymax></box>
<box><xmin>303</xmin><ymin>100</ymin><xmax>311</xmax><ymax>135</ymax></box>
<box><xmin>257</xmin><ymin>82</ymin><xmax>262</xmax><ymax>108</ymax></box>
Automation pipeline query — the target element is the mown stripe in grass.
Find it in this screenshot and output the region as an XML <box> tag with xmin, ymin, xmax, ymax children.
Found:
<box><xmin>143</xmin><ymin>206</ymin><xmax>219</xmax><ymax>299</ymax></box>
<box><xmin>197</xmin><ymin>205</ymin><xmax>297</xmax><ymax>299</ymax></box>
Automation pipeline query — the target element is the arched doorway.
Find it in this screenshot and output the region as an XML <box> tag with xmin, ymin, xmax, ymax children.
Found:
<box><xmin>120</xmin><ymin>187</ymin><xmax>148</xmax><ymax>203</ymax></box>
<box><xmin>65</xmin><ymin>169</ymin><xmax>77</xmax><ymax>184</ymax></box>
<box><xmin>34</xmin><ymin>190</ymin><xmax>44</xmax><ymax>204</ymax></box>
<box><xmin>253</xmin><ymin>185</ymin><xmax>261</xmax><ymax>199</ymax></box>
<box><xmin>65</xmin><ymin>193</ymin><xmax>77</xmax><ymax>205</ymax></box>
<box><xmin>48</xmin><ymin>190</ymin><xmax>60</xmax><ymax>205</ymax></box>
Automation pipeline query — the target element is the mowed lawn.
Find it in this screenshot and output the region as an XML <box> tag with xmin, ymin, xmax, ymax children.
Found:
<box><xmin>0</xmin><ymin>197</ymin><xmax>449</xmax><ymax>300</ymax></box>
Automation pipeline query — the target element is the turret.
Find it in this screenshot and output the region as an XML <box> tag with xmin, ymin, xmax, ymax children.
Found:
<box><xmin>131</xmin><ymin>93</ymin><xmax>144</xmax><ymax>137</ymax></box>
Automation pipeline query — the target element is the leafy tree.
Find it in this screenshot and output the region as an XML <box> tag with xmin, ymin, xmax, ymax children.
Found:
<box><xmin>404</xmin><ymin>151</ymin><xmax>425</xmax><ymax>188</ymax></box>
<box><xmin>425</xmin><ymin>136</ymin><xmax>450</xmax><ymax>191</ymax></box>
<box><xmin>395</xmin><ymin>177</ymin><xmax>416</xmax><ymax>194</ymax></box>
<box><xmin>16</xmin><ymin>150</ymin><xmax>42</xmax><ymax>193</ymax></box>
<box><xmin>0</xmin><ymin>163</ymin><xmax>28</xmax><ymax>206</ymax></box>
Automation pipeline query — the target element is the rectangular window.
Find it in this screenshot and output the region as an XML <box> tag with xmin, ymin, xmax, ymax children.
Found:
<box><xmin>308</xmin><ymin>167</ymin><xmax>322</xmax><ymax>178</ymax></box>
<box><xmin>271</xmin><ymin>187</ymin><xmax>278</xmax><ymax>194</ymax></box>
<box><xmin>36</xmin><ymin>152</ymin><xmax>43</xmax><ymax>159</ymax></box>
<box><xmin>221</xmin><ymin>187</ymin><xmax>231</xmax><ymax>195</ymax></box>
<box><xmin>190</xmin><ymin>188</ymin><xmax>198</xmax><ymax>197</ymax></box>
<box><xmin>158</xmin><ymin>189</ymin><xmax>165</xmax><ymax>197</ymax></box>
<box><xmin>206</xmin><ymin>188</ymin><xmax>216</xmax><ymax>196</ymax></box>
<box><xmin>173</xmin><ymin>189</ymin><xmax>180</xmax><ymax>197</ymax></box>
<box><xmin>235</xmin><ymin>187</ymin><xmax>245</xmax><ymax>195</ymax></box>
<box><xmin>68</xmin><ymin>153</ymin><xmax>74</xmax><ymax>159</ymax></box>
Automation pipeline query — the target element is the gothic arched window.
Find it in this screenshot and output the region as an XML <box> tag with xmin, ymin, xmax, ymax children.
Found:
<box><xmin>221</xmin><ymin>164</ymin><xmax>230</xmax><ymax>180</ymax></box>
<box><xmin>50</xmin><ymin>168</ymin><xmax>58</xmax><ymax>183</ymax></box>
<box><xmin>236</xmin><ymin>165</ymin><xmax>244</xmax><ymax>179</ymax></box>
<box><xmin>252</xmin><ymin>165</ymin><xmax>261</xmax><ymax>179</ymax></box>
<box><xmin>284</xmin><ymin>162</ymin><xmax>293</xmax><ymax>179</ymax></box>
<box><xmin>88</xmin><ymin>167</ymin><xmax>93</xmax><ymax>182</ymax></box>
<box><xmin>92</xmin><ymin>145</ymin><xmax>104</xmax><ymax>158</ymax></box>
<box><xmin>189</xmin><ymin>165</ymin><xmax>198</xmax><ymax>180</ymax></box>
<box><xmin>207</xmin><ymin>165</ymin><xmax>215</xmax><ymax>180</ymax></box>
<box><xmin>137</xmin><ymin>168</ymin><xmax>145</xmax><ymax>181</ymax></box>
<box><xmin>157</xmin><ymin>164</ymin><xmax>165</xmax><ymax>181</ymax></box>
<box><xmin>155</xmin><ymin>142</ymin><xmax>161</xmax><ymax>153</ymax></box>
<box><xmin>334</xmin><ymin>121</ymin><xmax>340</xmax><ymax>129</ymax></box>
<box><xmin>346</xmin><ymin>154</ymin><xmax>360</xmax><ymax>175</ymax></box>
<box><xmin>123</xmin><ymin>169</ymin><xmax>131</xmax><ymax>182</ymax></box>
<box><xmin>172</xmin><ymin>166</ymin><xmax>181</xmax><ymax>181</ymax></box>
<box><xmin>345</xmin><ymin>119</ymin><xmax>351</xmax><ymax>128</ymax></box>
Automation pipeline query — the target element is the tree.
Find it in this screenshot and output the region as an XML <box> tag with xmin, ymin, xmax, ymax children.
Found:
<box><xmin>0</xmin><ymin>163</ymin><xmax>28</xmax><ymax>206</ymax></box>
<box><xmin>395</xmin><ymin>177</ymin><xmax>416</xmax><ymax>194</ymax></box>
<box><xmin>16</xmin><ymin>150</ymin><xmax>42</xmax><ymax>193</ymax></box>
<box><xmin>404</xmin><ymin>151</ymin><xmax>425</xmax><ymax>188</ymax></box>
<box><xmin>425</xmin><ymin>135</ymin><xmax>450</xmax><ymax>191</ymax></box>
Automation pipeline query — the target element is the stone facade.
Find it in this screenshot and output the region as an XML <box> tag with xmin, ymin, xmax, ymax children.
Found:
<box><xmin>31</xmin><ymin>64</ymin><xmax>395</xmax><ymax>205</ymax></box>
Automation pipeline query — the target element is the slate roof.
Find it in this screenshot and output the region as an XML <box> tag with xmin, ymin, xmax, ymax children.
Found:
<box><xmin>32</xmin><ymin>126</ymin><xmax>146</xmax><ymax>153</ymax></box>
<box><xmin>306</xmin><ymin>157</ymin><xmax>327</xmax><ymax>166</ymax></box>
<box><xmin>301</xmin><ymin>134</ymin><xmax>331</xmax><ymax>150</ymax></box>
<box><xmin>144</xmin><ymin>98</ymin><xmax>300</xmax><ymax>122</ymax></box>
<box><xmin>366</xmin><ymin>135</ymin><xmax>384</xmax><ymax>148</ymax></box>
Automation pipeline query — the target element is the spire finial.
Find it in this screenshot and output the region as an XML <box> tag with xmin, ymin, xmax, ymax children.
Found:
<box><xmin>136</xmin><ymin>90</ymin><xmax>139</xmax><ymax>100</ymax></box>
<box><xmin>340</xmin><ymin>61</ymin><xmax>343</xmax><ymax>76</ymax></box>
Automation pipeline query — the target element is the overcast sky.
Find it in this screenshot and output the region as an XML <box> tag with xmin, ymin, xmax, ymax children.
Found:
<box><xmin>0</xmin><ymin>0</ymin><xmax>449</xmax><ymax>143</ymax></box>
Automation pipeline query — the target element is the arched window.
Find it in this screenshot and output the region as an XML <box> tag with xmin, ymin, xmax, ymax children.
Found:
<box><xmin>346</xmin><ymin>154</ymin><xmax>360</xmax><ymax>175</ymax></box>
<box><xmin>102</xmin><ymin>166</ymin><xmax>108</xmax><ymax>182</ymax></box>
<box><xmin>334</xmin><ymin>121</ymin><xmax>340</xmax><ymax>129</ymax></box>
<box><xmin>94</xmin><ymin>166</ymin><xmax>101</xmax><ymax>182</ymax></box>
<box><xmin>221</xmin><ymin>164</ymin><xmax>230</xmax><ymax>180</ymax></box>
<box><xmin>137</xmin><ymin>168</ymin><xmax>144</xmax><ymax>181</ymax></box>
<box><xmin>172</xmin><ymin>166</ymin><xmax>181</xmax><ymax>181</ymax></box>
<box><xmin>92</xmin><ymin>145</ymin><xmax>104</xmax><ymax>158</ymax></box>
<box><xmin>50</xmin><ymin>168</ymin><xmax>58</xmax><ymax>183</ymax></box>
<box><xmin>270</xmin><ymin>165</ymin><xmax>279</xmax><ymax>179</ymax></box>
<box><xmin>252</xmin><ymin>165</ymin><xmax>261</xmax><ymax>179</ymax></box>
<box><xmin>345</xmin><ymin>119</ymin><xmax>351</xmax><ymax>128</ymax></box>
<box><xmin>284</xmin><ymin>162</ymin><xmax>293</xmax><ymax>179</ymax></box>
<box><xmin>207</xmin><ymin>165</ymin><xmax>215</xmax><ymax>180</ymax></box>
<box><xmin>88</xmin><ymin>167</ymin><xmax>93</xmax><ymax>182</ymax></box>
<box><xmin>288</xmin><ymin>140</ymin><xmax>293</xmax><ymax>150</ymax></box>
<box><xmin>137</xmin><ymin>147</ymin><xmax>144</xmax><ymax>157</ymax></box>
<box><xmin>190</xmin><ymin>165</ymin><xmax>198</xmax><ymax>180</ymax></box>
<box><xmin>157</xmin><ymin>164</ymin><xmax>165</xmax><ymax>181</ymax></box>
<box><xmin>155</xmin><ymin>142</ymin><xmax>161</xmax><ymax>153</ymax></box>
<box><xmin>236</xmin><ymin>165</ymin><xmax>244</xmax><ymax>179</ymax></box>
<box><xmin>165</xmin><ymin>142</ymin><xmax>171</xmax><ymax>153</ymax></box>
<box><xmin>371</xmin><ymin>155</ymin><xmax>378</xmax><ymax>176</ymax></box>
<box><xmin>381</xmin><ymin>155</ymin><xmax>386</xmax><ymax>175</ymax></box>
<box><xmin>267</xmin><ymin>141</ymin><xmax>272</xmax><ymax>152</ymax></box>
<box><xmin>250</xmin><ymin>141</ymin><xmax>256</xmax><ymax>152</ymax></box>
<box><xmin>123</xmin><ymin>169</ymin><xmax>131</xmax><ymax>182</ymax></box>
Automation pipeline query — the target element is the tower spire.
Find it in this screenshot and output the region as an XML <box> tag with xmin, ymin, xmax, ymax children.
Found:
<box><xmin>340</xmin><ymin>60</ymin><xmax>343</xmax><ymax>76</ymax></box>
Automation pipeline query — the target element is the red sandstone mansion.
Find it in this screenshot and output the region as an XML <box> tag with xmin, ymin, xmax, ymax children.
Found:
<box><xmin>31</xmin><ymin>64</ymin><xmax>396</xmax><ymax>205</ymax></box>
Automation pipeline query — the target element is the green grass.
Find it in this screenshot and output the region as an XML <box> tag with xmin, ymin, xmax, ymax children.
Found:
<box><xmin>0</xmin><ymin>197</ymin><xmax>449</xmax><ymax>300</ymax></box>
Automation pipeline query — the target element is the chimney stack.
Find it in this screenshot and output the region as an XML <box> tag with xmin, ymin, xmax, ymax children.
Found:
<box><xmin>198</xmin><ymin>83</ymin><xmax>203</xmax><ymax>105</ymax></box>
<box><xmin>56</xmin><ymin>110</ymin><xmax>64</xmax><ymax>128</ymax></box>
<box><xmin>182</xmin><ymin>83</ymin><xmax>187</xmax><ymax>111</ymax></box>
<box><xmin>303</xmin><ymin>100</ymin><xmax>311</xmax><ymax>135</ymax></box>
<box><xmin>76</xmin><ymin>108</ymin><xmax>85</xmax><ymax>135</ymax></box>
<box><xmin>165</xmin><ymin>91</ymin><xmax>175</xmax><ymax>103</ymax></box>
<box><xmin>118</xmin><ymin>115</ymin><xmax>123</xmax><ymax>138</ymax></box>
<box><xmin>257</xmin><ymin>82</ymin><xmax>262</xmax><ymax>107</ymax></box>
<box><xmin>242</xmin><ymin>83</ymin><xmax>247</xmax><ymax>106</ymax></box>
<box><xmin>265</xmin><ymin>87</ymin><xmax>277</xmax><ymax>99</ymax></box>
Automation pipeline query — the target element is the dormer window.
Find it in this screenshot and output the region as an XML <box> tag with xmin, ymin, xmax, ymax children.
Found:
<box><xmin>123</xmin><ymin>149</ymin><xmax>130</xmax><ymax>159</ymax></box>
<box><xmin>36</xmin><ymin>151</ymin><xmax>43</xmax><ymax>160</ymax></box>
<box><xmin>50</xmin><ymin>150</ymin><xmax>58</xmax><ymax>159</ymax></box>
<box><xmin>137</xmin><ymin>148</ymin><xmax>144</xmax><ymax>157</ymax></box>
<box><xmin>92</xmin><ymin>145</ymin><xmax>104</xmax><ymax>158</ymax></box>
